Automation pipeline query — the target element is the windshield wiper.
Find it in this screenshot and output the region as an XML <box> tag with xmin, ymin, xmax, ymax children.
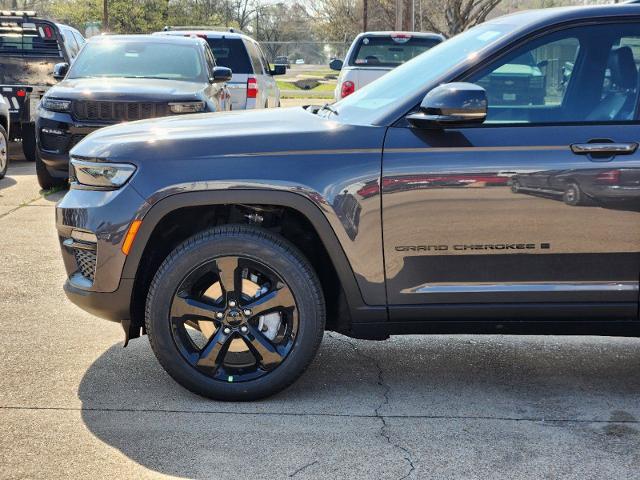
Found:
<box><xmin>319</xmin><ymin>103</ymin><xmax>339</xmax><ymax>116</ymax></box>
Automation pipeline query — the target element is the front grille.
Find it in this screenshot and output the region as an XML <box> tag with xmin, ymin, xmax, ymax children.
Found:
<box><xmin>69</xmin><ymin>134</ymin><xmax>86</xmax><ymax>149</ymax></box>
<box><xmin>72</xmin><ymin>100</ymin><xmax>170</xmax><ymax>122</ymax></box>
<box><xmin>40</xmin><ymin>132</ymin><xmax>68</xmax><ymax>152</ymax></box>
<box><xmin>39</xmin><ymin>132</ymin><xmax>86</xmax><ymax>154</ymax></box>
<box><xmin>74</xmin><ymin>248</ymin><xmax>97</xmax><ymax>282</ymax></box>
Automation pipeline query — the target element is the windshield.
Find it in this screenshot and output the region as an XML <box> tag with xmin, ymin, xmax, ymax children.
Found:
<box><xmin>334</xmin><ymin>23</ymin><xmax>517</xmax><ymax>125</ymax></box>
<box><xmin>68</xmin><ymin>40</ymin><xmax>204</xmax><ymax>81</ymax></box>
<box><xmin>350</xmin><ymin>36</ymin><xmax>441</xmax><ymax>67</ymax></box>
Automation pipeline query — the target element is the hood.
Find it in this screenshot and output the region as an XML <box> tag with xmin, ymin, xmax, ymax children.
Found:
<box><xmin>70</xmin><ymin>106</ymin><xmax>370</xmax><ymax>163</ymax></box>
<box><xmin>46</xmin><ymin>77</ymin><xmax>205</xmax><ymax>102</ymax></box>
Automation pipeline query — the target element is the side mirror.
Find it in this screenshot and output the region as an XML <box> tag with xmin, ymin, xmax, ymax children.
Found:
<box><xmin>211</xmin><ymin>66</ymin><xmax>232</xmax><ymax>83</ymax></box>
<box><xmin>53</xmin><ymin>62</ymin><xmax>69</xmax><ymax>81</ymax></box>
<box><xmin>271</xmin><ymin>64</ymin><xmax>286</xmax><ymax>76</ymax></box>
<box><xmin>329</xmin><ymin>58</ymin><xmax>343</xmax><ymax>71</ymax></box>
<box><xmin>406</xmin><ymin>82</ymin><xmax>487</xmax><ymax>128</ymax></box>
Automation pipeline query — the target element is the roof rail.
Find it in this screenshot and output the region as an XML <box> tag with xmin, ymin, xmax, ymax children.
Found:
<box><xmin>0</xmin><ymin>10</ymin><xmax>37</xmax><ymax>17</ymax></box>
<box><xmin>162</xmin><ymin>25</ymin><xmax>246</xmax><ymax>34</ymax></box>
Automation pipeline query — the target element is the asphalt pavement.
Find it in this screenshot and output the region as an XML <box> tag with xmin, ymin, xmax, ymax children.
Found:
<box><xmin>1</xmin><ymin>153</ymin><xmax>639</xmax><ymax>479</ymax></box>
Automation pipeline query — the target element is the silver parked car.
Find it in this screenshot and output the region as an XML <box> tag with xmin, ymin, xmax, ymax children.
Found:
<box><xmin>156</xmin><ymin>28</ymin><xmax>284</xmax><ymax>109</ymax></box>
<box><xmin>330</xmin><ymin>31</ymin><xmax>444</xmax><ymax>101</ymax></box>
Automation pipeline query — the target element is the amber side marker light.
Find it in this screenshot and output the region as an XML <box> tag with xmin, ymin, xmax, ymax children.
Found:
<box><xmin>122</xmin><ymin>220</ymin><xmax>142</xmax><ymax>255</ymax></box>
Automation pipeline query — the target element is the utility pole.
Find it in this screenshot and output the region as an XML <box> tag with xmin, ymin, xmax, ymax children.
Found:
<box><xmin>363</xmin><ymin>0</ymin><xmax>368</xmax><ymax>32</ymax></box>
<box><xmin>395</xmin><ymin>0</ymin><xmax>403</xmax><ymax>30</ymax></box>
<box><xmin>102</xmin><ymin>0</ymin><xmax>108</xmax><ymax>31</ymax></box>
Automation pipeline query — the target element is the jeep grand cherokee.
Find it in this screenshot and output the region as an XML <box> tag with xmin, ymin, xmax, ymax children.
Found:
<box><xmin>57</xmin><ymin>4</ymin><xmax>640</xmax><ymax>400</ymax></box>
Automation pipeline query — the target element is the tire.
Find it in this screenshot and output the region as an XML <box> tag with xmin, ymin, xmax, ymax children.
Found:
<box><xmin>0</xmin><ymin>125</ymin><xmax>8</xmax><ymax>180</ymax></box>
<box><xmin>21</xmin><ymin>123</ymin><xmax>36</xmax><ymax>162</ymax></box>
<box><xmin>511</xmin><ymin>179</ymin><xmax>520</xmax><ymax>193</ymax></box>
<box><xmin>146</xmin><ymin>225</ymin><xmax>326</xmax><ymax>401</ymax></box>
<box><xmin>563</xmin><ymin>182</ymin><xmax>589</xmax><ymax>206</ymax></box>
<box><xmin>35</xmin><ymin>149</ymin><xmax>66</xmax><ymax>190</ymax></box>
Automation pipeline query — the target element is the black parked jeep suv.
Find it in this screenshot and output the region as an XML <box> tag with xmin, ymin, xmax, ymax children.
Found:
<box><xmin>36</xmin><ymin>34</ymin><xmax>232</xmax><ymax>189</ymax></box>
<box><xmin>57</xmin><ymin>4</ymin><xmax>640</xmax><ymax>400</ymax></box>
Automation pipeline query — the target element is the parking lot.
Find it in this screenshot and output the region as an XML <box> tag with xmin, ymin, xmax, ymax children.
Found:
<box><xmin>0</xmin><ymin>151</ymin><xmax>639</xmax><ymax>479</ymax></box>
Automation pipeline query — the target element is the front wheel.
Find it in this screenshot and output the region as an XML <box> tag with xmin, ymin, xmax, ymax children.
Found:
<box><xmin>146</xmin><ymin>225</ymin><xmax>325</xmax><ymax>401</ymax></box>
<box><xmin>0</xmin><ymin>125</ymin><xmax>8</xmax><ymax>179</ymax></box>
<box><xmin>35</xmin><ymin>149</ymin><xmax>67</xmax><ymax>190</ymax></box>
<box><xmin>21</xmin><ymin>123</ymin><xmax>36</xmax><ymax>162</ymax></box>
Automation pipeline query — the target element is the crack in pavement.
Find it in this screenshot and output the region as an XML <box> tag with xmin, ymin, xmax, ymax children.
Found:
<box><xmin>328</xmin><ymin>333</ymin><xmax>416</xmax><ymax>480</ymax></box>
<box><xmin>0</xmin><ymin>195</ymin><xmax>49</xmax><ymax>219</ymax></box>
<box><xmin>288</xmin><ymin>460</ymin><xmax>318</xmax><ymax>477</ymax></box>
<box><xmin>1</xmin><ymin>405</ymin><xmax>638</xmax><ymax>423</ymax></box>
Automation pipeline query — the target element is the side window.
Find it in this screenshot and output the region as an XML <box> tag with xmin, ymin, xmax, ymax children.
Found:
<box><xmin>72</xmin><ymin>31</ymin><xmax>86</xmax><ymax>49</ymax></box>
<box><xmin>246</xmin><ymin>41</ymin><xmax>265</xmax><ymax>74</ymax></box>
<box><xmin>61</xmin><ymin>29</ymin><xmax>79</xmax><ymax>58</ymax></box>
<box><xmin>473</xmin><ymin>36</ymin><xmax>580</xmax><ymax>118</ymax></box>
<box><xmin>204</xmin><ymin>45</ymin><xmax>216</xmax><ymax>72</ymax></box>
<box><xmin>468</xmin><ymin>23</ymin><xmax>640</xmax><ymax>124</ymax></box>
<box><xmin>259</xmin><ymin>46</ymin><xmax>271</xmax><ymax>74</ymax></box>
<box><xmin>601</xmin><ymin>36</ymin><xmax>640</xmax><ymax>98</ymax></box>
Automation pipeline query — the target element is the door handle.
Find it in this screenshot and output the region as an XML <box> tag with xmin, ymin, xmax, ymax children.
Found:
<box><xmin>570</xmin><ymin>142</ymin><xmax>638</xmax><ymax>155</ymax></box>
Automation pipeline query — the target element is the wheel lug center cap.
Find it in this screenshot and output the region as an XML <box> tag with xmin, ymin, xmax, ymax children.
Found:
<box><xmin>226</xmin><ymin>308</ymin><xmax>243</xmax><ymax>326</ymax></box>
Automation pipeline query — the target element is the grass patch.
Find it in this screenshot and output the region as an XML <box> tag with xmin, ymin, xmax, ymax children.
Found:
<box><xmin>40</xmin><ymin>185</ymin><xmax>67</xmax><ymax>196</ymax></box>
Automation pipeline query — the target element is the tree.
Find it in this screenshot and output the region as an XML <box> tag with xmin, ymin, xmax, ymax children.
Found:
<box><xmin>420</xmin><ymin>0</ymin><xmax>502</xmax><ymax>36</ymax></box>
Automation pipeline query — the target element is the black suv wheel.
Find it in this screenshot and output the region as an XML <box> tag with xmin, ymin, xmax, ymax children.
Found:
<box><xmin>35</xmin><ymin>149</ymin><xmax>66</xmax><ymax>190</ymax></box>
<box><xmin>21</xmin><ymin>124</ymin><xmax>36</xmax><ymax>162</ymax></box>
<box><xmin>146</xmin><ymin>225</ymin><xmax>325</xmax><ymax>401</ymax></box>
<box><xmin>0</xmin><ymin>125</ymin><xmax>8</xmax><ymax>179</ymax></box>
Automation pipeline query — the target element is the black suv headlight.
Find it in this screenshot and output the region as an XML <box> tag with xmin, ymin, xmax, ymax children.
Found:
<box><xmin>71</xmin><ymin>159</ymin><xmax>136</xmax><ymax>189</ymax></box>
<box><xmin>41</xmin><ymin>97</ymin><xmax>72</xmax><ymax>113</ymax></box>
<box><xmin>169</xmin><ymin>101</ymin><xmax>205</xmax><ymax>114</ymax></box>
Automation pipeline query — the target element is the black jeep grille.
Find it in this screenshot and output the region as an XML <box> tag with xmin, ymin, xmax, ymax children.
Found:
<box><xmin>39</xmin><ymin>132</ymin><xmax>86</xmax><ymax>154</ymax></box>
<box><xmin>74</xmin><ymin>248</ymin><xmax>97</xmax><ymax>282</ymax></box>
<box><xmin>71</xmin><ymin>101</ymin><xmax>170</xmax><ymax>122</ymax></box>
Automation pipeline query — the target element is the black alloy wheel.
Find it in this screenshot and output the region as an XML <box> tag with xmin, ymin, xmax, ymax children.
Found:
<box><xmin>146</xmin><ymin>225</ymin><xmax>325</xmax><ymax>401</ymax></box>
<box><xmin>170</xmin><ymin>255</ymin><xmax>299</xmax><ymax>383</ymax></box>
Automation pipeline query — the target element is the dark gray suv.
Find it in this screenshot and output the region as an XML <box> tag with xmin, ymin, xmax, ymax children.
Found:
<box><xmin>57</xmin><ymin>4</ymin><xmax>640</xmax><ymax>401</ymax></box>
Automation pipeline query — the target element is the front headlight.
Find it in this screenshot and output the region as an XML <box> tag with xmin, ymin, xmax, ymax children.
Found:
<box><xmin>41</xmin><ymin>97</ymin><xmax>72</xmax><ymax>113</ymax></box>
<box><xmin>71</xmin><ymin>159</ymin><xmax>136</xmax><ymax>189</ymax></box>
<box><xmin>169</xmin><ymin>101</ymin><xmax>205</xmax><ymax>114</ymax></box>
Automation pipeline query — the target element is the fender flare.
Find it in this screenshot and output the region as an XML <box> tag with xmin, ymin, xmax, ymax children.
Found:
<box><xmin>121</xmin><ymin>189</ymin><xmax>381</xmax><ymax>323</ymax></box>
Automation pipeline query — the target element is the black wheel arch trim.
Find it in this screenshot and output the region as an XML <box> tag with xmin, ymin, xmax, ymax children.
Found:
<box><xmin>121</xmin><ymin>189</ymin><xmax>387</xmax><ymax>325</ymax></box>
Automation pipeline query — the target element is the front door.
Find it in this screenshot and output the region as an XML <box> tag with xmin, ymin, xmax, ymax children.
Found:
<box><xmin>382</xmin><ymin>20</ymin><xmax>640</xmax><ymax>315</ymax></box>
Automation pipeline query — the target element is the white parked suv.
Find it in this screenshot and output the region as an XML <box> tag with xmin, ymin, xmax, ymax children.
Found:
<box><xmin>330</xmin><ymin>31</ymin><xmax>444</xmax><ymax>101</ymax></box>
<box><xmin>155</xmin><ymin>28</ymin><xmax>284</xmax><ymax>109</ymax></box>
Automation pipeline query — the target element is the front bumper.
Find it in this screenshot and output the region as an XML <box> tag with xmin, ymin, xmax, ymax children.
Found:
<box><xmin>64</xmin><ymin>277</ymin><xmax>135</xmax><ymax>322</ymax></box>
<box><xmin>36</xmin><ymin>108</ymin><xmax>105</xmax><ymax>174</ymax></box>
<box><xmin>56</xmin><ymin>183</ymin><xmax>149</xmax><ymax>321</ymax></box>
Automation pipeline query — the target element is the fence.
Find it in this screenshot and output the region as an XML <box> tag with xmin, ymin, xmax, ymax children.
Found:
<box><xmin>260</xmin><ymin>41</ymin><xmax>351</xmax><ymax>65</ymax></box>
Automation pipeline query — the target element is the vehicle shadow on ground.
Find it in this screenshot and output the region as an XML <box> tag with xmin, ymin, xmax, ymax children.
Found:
<box><xmin>77</xmin><ymin>334</ymin><xmax>640</xmax><ymax>479</ymax></box>
<box><xmin>0</xmin><ymin>175</ymin><xmax>17</xmax><ymax>191</ymax></box>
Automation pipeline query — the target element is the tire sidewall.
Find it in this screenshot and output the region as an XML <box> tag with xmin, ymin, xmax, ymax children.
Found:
<box><xmin>564</xmin><ymin>183</ymin><xmax>580</xmax><ymax>206</ymax></box>
<box><xmin>0</xmin><ymin>125</ymin><xmax>7</xmax><ymax>178</ymax></box>
<box><xmin>146</xmin><ymin>228</ymin><xmax>324</xmax><ymax>401</ymax></box>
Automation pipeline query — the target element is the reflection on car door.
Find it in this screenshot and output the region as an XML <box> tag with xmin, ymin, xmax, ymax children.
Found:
<box><xmin>382</xmin><ymin>21</ymin><xmax>640</xmax><ymax>320</ymax></box>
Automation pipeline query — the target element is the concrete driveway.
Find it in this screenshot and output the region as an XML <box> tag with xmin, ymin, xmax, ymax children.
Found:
<box><xmin>1</xmin><ymin>154</ymin><xmax>639</xmax><ymax>479</ymax></box>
